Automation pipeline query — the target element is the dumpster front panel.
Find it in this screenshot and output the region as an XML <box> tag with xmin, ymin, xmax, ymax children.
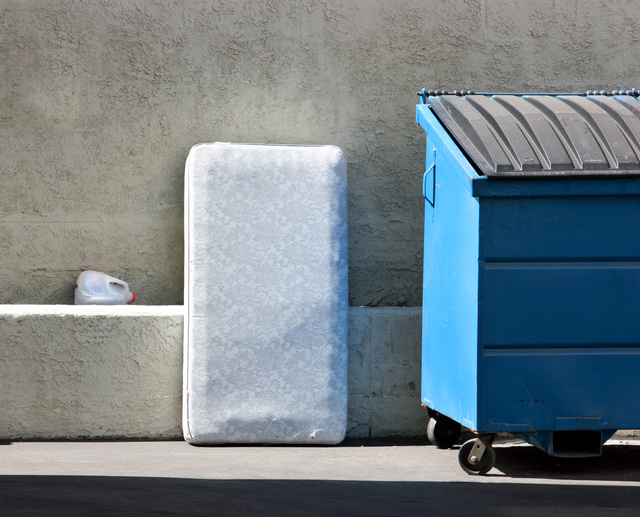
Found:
<box><xmin>482</xmin><ymin>350</ymin><xmax>640</xmax><ymax>433</ymax></box>
<box><xmin>477</xmin><ymin>193</ymin><xmax>640</xmax><ymax>432</ymax></box>
<box><xmin>482</xmin><ymin>263</ymin><xmax>640</xmax><ymax>347</ymax></box>
<box><xmin>481</xmin><ymin>195</ymin><xmax>640</xmax><ymax>262</ymax></box>
<box><xmin>421</xmin><ymin>132</ymin><xmax>480</xmax><ymax>431</ymax></box>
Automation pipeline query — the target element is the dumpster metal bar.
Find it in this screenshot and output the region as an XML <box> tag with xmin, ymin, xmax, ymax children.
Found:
<box><xmin>417</xmin><ymin>88</ymin><xmax>640</xmax><ymax>104</ymax></box>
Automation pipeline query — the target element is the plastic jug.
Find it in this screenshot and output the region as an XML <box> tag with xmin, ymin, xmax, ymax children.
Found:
<box><xmin>74</xmin><ymin>270</ymin><xmax>136</xmax><ymax>305</ymax></box>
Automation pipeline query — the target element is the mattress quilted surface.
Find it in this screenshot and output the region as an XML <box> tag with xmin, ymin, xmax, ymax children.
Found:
<box><xmin>183</xmin><ymin>143</ymin><xmax>348</xmax><ymax>444</ymax></box>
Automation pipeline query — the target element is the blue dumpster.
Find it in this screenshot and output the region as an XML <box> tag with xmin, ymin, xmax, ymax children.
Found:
<box><xmin>416</xmin><ymin>89</ymin><xmax>640</xmax><ymax>475</ymax></box>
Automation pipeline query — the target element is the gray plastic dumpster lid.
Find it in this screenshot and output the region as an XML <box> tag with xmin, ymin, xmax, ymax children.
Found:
<box><xmin>428</xmin><ymin>94</ymin><xmax>640</xmax><ymax>177</ymax></box>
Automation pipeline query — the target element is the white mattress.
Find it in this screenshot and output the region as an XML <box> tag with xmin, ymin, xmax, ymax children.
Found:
<box><xmin>183</xmin><ymin>143</ymin><xmax>348</xmax><ymax>444</ymax></box>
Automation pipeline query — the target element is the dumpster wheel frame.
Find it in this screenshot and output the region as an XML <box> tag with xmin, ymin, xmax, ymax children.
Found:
<box><xmin>458</xmin><ymin>436</ymin><xmax>496</xmax><ymax>475</ymax></box>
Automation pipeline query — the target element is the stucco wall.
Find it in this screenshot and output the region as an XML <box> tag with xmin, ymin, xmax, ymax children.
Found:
<box><xmin>2</xmin><ymin>0</ymin><xmax>639</xmax><ymax>306</ymax></box>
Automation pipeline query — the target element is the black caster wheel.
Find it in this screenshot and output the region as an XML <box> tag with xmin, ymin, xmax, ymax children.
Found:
<box><xmin>427</xmin><ymin>415</ymin><xmax>461</xmax><ymax>449</ymax></box>
<box><xmin>458</xmin><ymin>438</ymin><xmax>496</xmax><ymax>475</ymax></box>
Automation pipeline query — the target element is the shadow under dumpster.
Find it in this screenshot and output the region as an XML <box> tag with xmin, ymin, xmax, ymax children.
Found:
<box><xmin>489</xmin><ymin>442</ymin><xmax>640</xmax><ymax>482</ymax></box>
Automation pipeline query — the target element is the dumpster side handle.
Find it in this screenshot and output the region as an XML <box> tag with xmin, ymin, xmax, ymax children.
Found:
<box><xmin>423</xmin><ymin>149</ymin><xmax>436</xmax><ymax>207</ymax></box>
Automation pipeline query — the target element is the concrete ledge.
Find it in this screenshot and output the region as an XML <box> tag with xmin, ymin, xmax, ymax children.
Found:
<box><xmin>0</xmin><ymin>305</ymin><xmax>184</xmax><ymax>440</ymax></box>
<box><xmin>2</xmin><ymin>305</ymin><xmax>636</xmax><ymax>442</ymax></box>
<box><xmin>347</xmin><ymin>307</ymin><xmax>427</xmax><ymax>438</ymax></box>
<box><xmin>0</xmin><ymin>305</ymin><xmax>426</xmax><ymax>440</ymax></box>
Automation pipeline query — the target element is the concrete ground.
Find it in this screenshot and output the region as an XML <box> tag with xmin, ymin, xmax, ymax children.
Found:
<box><xmin>1</xmin><ymin>438</ymin><xmax>640</xmax><ymax>516</ymax></box>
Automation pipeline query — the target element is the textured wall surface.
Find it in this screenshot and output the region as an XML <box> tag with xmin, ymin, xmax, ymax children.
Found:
<box><xmin>0</xmin><ymin>306</ymin><xmax>426</xmax><ymax>440</ymax></box>
<box><xmin>3</xmin><ymin>0</ymin><xmax>639</xmax><ymax>306</ymax></box>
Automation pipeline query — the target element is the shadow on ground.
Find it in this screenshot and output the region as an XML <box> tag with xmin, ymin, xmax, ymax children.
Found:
<box><xmin>1</xmin><ymin>475</ymin><xmax>639</xmax><ymax>516</ymax></box>
<box><xmin>2</xmin><ymin>440</ymin><xmax>640</xmax><ymax>515</ymax></box>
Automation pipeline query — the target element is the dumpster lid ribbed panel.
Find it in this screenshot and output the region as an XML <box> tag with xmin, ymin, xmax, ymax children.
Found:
<box><xmin>428</xmin><ymin>94</ymin><xmax>640</xmax><ymax>177</ymax></box>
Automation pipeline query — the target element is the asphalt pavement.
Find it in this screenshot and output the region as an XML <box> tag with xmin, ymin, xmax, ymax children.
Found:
<box><xmin>1</xmin><ymin>437</ymin><xmax>640</xmax><ymax>516</ymax></box>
